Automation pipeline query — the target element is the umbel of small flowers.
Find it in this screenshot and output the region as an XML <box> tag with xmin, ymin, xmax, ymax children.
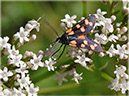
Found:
<box><xmin>53</xmin><ymin>1</ymin><xmax>128</xmax><ymax>94</ymax></box>
<box><xmin>0</xmin><ymin>17</ymin><xmax>58</xmax><ymax>95</ymax></box>
<box><xmin>108</xmin><ymin>65</ymin><xmax>129</xmax><ymax>94</ymax></box>
<box><xmin>0</xmin><ymin>0</ymin><xmax>128</xmax><ymax>95</ymax></box>
<box><xmin>0</xmin><ymin>18</ymin><xmax>42</xmax><ymax>95</ymax></box>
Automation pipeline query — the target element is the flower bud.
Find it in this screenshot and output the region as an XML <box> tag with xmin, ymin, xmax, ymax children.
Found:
<box><xmin>111</xmin><ymin>15</ymin><xmax>116</xmax><ymax>22</ymax></box>
<box><xmin>127</xmin><ymin>42</ymin><xmax>129</xmax><ymax>49</ymax></box>
<box><xmin>123</xmin><ymin>55</ymin><xmax>128</xmax><ymax>59</ymax></box>
<box><xmin>120</xmin><ymin>35</ymin><xmax>127</xmax><ymax>41</ymax></box>
<box><xmin>116</xmin><ymin>28</ymin><xmax>120</xmax><ymax>32</ymax></box>
<box><xmin>123</xmin><ymin>7</ymin><xmax>129</xmax><ymax>13</ymax></box>
<box><xmin>14</xmin><ymin>74</ymin><xmax>20</xmax><ymax>79</ymax></box>
<box><xmin>31</xmin><ymin>34</ymin><xmax>37</xmax><ymax>41</ymax></box>
<box><xmin>60</xmin><ymin>64</ymin><xmax>70</xmax><ymax>69</ymax></box>
<box><xmin>123</xmin><ymin>73</ymin><xmax>129</xmax><ymax>79</ymax></box>
<box><xmin>24</xmin><ymin>51</ymin><xmax>33</xmax><ymax>58</ymax></box>
<box><xmin>121</xmin><ymin>26</ymin><xmax>127</xmax><ymax>32</ymax></box>
<box><xmin>88</xmin><ymin>50</ymin><xmax>93</xmax><ymax>55</ymax></box>
<box><xmin>117</xmin><ymin>34</ymin><xmax>121</xmax><ymax>38</ymax></box>
<box><xmin>37</xmin><ymin>50</ymin><xmax>43</xmax><ymax>56</ymax></box>
<box><xmin>121</xmin><ymin>65</ymin><xmax>126</xmax><ymax>71</ymax></box>
<box><xmin>89</xmin><ymin>60</ymin><xmax>93</xmax><ymax>64</ymax></box>
<box><xmin>60</xmin><ymin>23</ymin><xmax>67</xmax><ymax>30</ymax></box>
<box><xmin>99</xmin><ymin>52</ymin><xmax>105</xmax><ymax>57</ymax></box>
<box><xmin>25</xmin><ymin>23</ymin><xmax>32</xmax><ymax>31</ymax></box>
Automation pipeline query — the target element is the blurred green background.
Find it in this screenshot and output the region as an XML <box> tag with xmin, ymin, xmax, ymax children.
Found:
<box><xmin>1</xmin><ymin>1</ymin><xmax>120</xmax><ymax>95</ymax></box>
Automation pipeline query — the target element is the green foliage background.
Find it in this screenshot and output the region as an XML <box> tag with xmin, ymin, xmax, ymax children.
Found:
<box><xmin>1</xmin><ymin>1</ymin><xmax>124</xmax><ymax>95</ymax></box>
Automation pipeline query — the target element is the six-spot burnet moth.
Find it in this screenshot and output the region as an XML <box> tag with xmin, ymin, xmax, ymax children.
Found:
<box><xmin>43</xmin><ymin>15</ymin><xmax>103</xmax><ymax>60</ymax></box>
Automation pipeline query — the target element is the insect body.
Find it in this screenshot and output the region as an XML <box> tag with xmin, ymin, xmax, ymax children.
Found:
<box><xmin>44</xmin><ymin>15</ymin><xmax>103</xmax><ymax>60</ymax></box>
<box><xmin>56</xmin><ymin>15</ymin><xmax>103</xmax><ymax>53</ymax></box>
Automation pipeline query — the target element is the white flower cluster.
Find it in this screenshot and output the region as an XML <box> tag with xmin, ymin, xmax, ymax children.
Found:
<box><xmin>54</xmin><ymin>68</ymin><xmax>83</xmax><ymax>86</ymax></box>
<box><xmin>56</xmin><ymin>1</ymin><xmax>128</xmax><ymax>91</ymax></box>
<box><xmin>108</xmin><ymin>65</ymin><xmax>129</xmax><ymax>94</ymax></box>
<box><xmin>122</xmin><ymin>0</ymin><xmax>129</xmax><ymax>13</ymax></box>
<box><xmin>106</xmin><ymin>43</ymin><xmax>129</xmax><ymax>59</ymax></box>
<box><xmin>94</xmin><ymin>8</ymin><xmax>129</xmax><ymax>59</ymax></box>
<box><xmin>1</xmin><ymin>1</ymin><xmax>128</xmax><ymax>95</ymax></box>
<box><xmin>0</xmin><ymin>19</ymin><xmax>41</xmax><ymax>96</ymax></box>
<box><xmin>14</xmin><ymin>19</ymin><xmax>40</xmax><ymax>45</ymax></box>
<box><xmin>0</xmin><ymin>18</ymin><xmax>58</xmax><ymax>95</ymax></box>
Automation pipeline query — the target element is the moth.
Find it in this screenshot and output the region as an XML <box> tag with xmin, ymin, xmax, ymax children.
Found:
<box><xmin>44</xmin><ymin>15</ymin><xmax>103</xmax><ymax>60</ymax></box>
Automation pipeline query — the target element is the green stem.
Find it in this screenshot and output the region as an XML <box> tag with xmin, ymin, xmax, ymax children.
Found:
<box><xmin>82</xmin><ymin>0</ymin><xmax>87</xmax><ymax>17</ymax></box>
<box><xmin>38</xmin><ymin>83</ymin><xmax>80</xmax><ymax>94</ymax></box>
<box><xmin>92</xmin><ymin>66</ymin><xmax>112</xmax><ymax>81</ymax></box>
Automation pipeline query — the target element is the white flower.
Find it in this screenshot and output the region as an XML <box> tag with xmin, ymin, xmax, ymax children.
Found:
<box><xmin>123</xmin><ymin>7</ymin><xmax>129</xmax><ymax>13</ymax></box>
<box><xmin>0</xmin><ymin>36</ymin><xmax>11</xmax><ymax>50</ymax></box>
<box><xmin>24</xmin><ymin>51</ymin><xmax>34</xmax><ymax>58</ymax></box>
<box><xmin>17</xmin><ymin>74</ymin><xmax>31</xmax><ymax>89</ymax></box>
<box><xmin>44</xmin><ymin>58</ymin><xmax>56</xmax><ymax>71</ymax></box>
<box><xmin>14</xmin><ymin>27</ymin><xmax>30</xmax><ymax>44</ymax></box>
<box><xmin>106</xmin><ymin>44</ymin><xmax>118</xmax><ymax>57</ymax></box>
<box><xmin>66</xmin><ymin>47</ymin><xmax>78</xmax><ymax>59</ymax></box>
<box><xmin>8</xmin><ymin>54</ymin><xmax>23</xmax><ymax>67</ymax></box>
<box><xmin>96</xmin><ymin>8</ymin><xmax>107</xmax><ymax>19</ymax></box>
<box><xmin>116</xmin><ymin>44</ymin><xmax>128</xmax><ymax>59</ymax></box>
<box><xmin>54</xmin><ymin>71</ymin><xmax>68</xmax><ymax>86</ymax></box>
<box><xmin>0</xmin><ymin>86</ymin><xmax>4</xmax><ymax>96</ymax></box>
<box><xmin>95</xmin><ymin>9</ymin><xmax>114</xmax><ymax>34</ymax></box>
<box><xmin>8</xmin><ymin>45</ymin><xmax>19</xmax><ymax>58</ymax></box>
<box><xmin>61</xmin><ymin>14</ymin><xmax>77</xmax><ymax>28</ymax></box>
<box><xmin>25</xmin><ymin>83</ymin><xmax>39</xmax><ymax>96</ymax></box>
<box><xmin>74</xmin><ymin>54</ymin><xmax>91</xmax><ymax>67</ymax></box>
<box><xmin>12</xmin><ymin>88</ymin><xmax>26</xmax><ymax>96</ymax></box>
<box><xmin>28</xmin><ymin>19</ymin><xmax>40</xmax><ymax>32</ymax></box>
<box><xmin>108</xmin><ymin>65</ymin><xmax>129</xmax><ymax>94</ymax></box>
<box><xmin>108</xmin><ymin>78</ymin><xmax>121</xmax><ymax>92</ymax></box>
<box><xmin>122</xmin><ymin>0</ymin><xmax>128</xmax><ymax>8</ymax></box>
<box><xmin>120</xmin><ymin>26</ymin><xmax>127</xmax><ymax>34</ymax></box>
<box><xmin>30</xmin><ymin>34</ymin><xmax>36</xmax><ymax>41</ymax></box>
<box><xmin>120</xmin><ymin>79</ymin><xmax>129</xmax><ymax>94</ymax></box>
<box><xmin>108</xmin><ymin>34</ymin><xmax>118</xmax><ymax>42</ymax></box>
<box><xmin>102</xmin><ymin>18</ymin><xmax>114</xmax><ymax>33</ymax></box>
<box><xmin>15</xmin><ymin>62</ymin><xmax>28</xmax><ymax>77</ymax></box>
<box><xmin>0</xmin><ymin>67</ymin><xmax>13</xmax><ymax>82</ymax></box>
<box><xmin>71</xmin><ymin>69</ymin><xmax>83</xmax><ymax>84</ymax></box>
<box><xmin>120</xmin><ymin>35</ymin><xmax>127</xmax><ymax>41</ymax></box>
<box><xmin>3</xmin><ymin>88</ymin><xmax>12</xmax><ymax>96</ymax></box>
<box><xmin>94</xmin><ymin>33</ymin><xmax>108</xmax><ymax>44</ymax></box>
<box><xmin>95</xmin><ymin>9</ymin><xmax>106</xmax><ymax>27</ymax></box>
<box><xmin>37</xmin><ymin>50</ymin><xmax>44</xmax><ymax>56</ymax></box>
<box><xmin>27</xmin><ymin>54</ymin><xmax>44</xmax><ymax>70</ymax></box>
<box><xmin>99</xmin><ymin>52</ymin><xmax>105</xmax><ymax>57</ymax></box>
<box><xmin>60</xmin><ymin>22</ymin><xmax>67</xmax><ymax>30</ymax></box>
<box><xmin>114</xmin><ymin>65</ymin><xmax>126</xmax><ymax>78</ymax></box>
<box><xmin>111</xmin><ymin>15</ymin><xmax>116</xmax><ymax>21</ymax></box>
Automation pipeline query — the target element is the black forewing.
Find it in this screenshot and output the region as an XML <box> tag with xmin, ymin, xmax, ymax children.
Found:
<box><xmin>71</xmin><ymin>15</ymin><xmax>96</xmax><ymax>36</ymax></box>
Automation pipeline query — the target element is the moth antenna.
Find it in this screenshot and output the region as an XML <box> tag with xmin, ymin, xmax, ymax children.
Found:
<box><xmin>42</xmin><ymin>16</ymin><xmax>59</xmax><ymax>37</ymax></box>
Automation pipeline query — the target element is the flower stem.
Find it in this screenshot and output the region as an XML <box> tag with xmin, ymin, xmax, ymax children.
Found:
<box><xmin>82</xmin><ymin>0</ymin><xmax>87</xmax><ymax>17</ymax></box>
<box><xmin>38</xmin><ymin>83</ymin><xmax>80</xmax><ymax>94</ymax></box>
<box><xmin>92</xmin><ymin>66</ymin><xmax>112</xmax><ymax>81</ymax></box>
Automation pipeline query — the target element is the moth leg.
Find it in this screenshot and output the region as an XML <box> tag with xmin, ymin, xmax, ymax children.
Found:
<box><xmin>57</xmin><ymin>45</ymin><xmax>66</xmax><ymax>61</ymax></box>
<box><xmin>51</xmin><ymin>44</ymin><xmax>63</xmax><ymax>57</ymax></box>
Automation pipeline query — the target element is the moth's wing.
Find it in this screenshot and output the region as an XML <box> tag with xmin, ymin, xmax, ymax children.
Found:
<box><xmin>69</xmin><ymin>35</ymin><xmax>103</xmax><ymax>52</ymax></box>
<box><xmin>66</xmin><ymin>15</ymin><xmax>96</xmax><ymax>36</ymax></box>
